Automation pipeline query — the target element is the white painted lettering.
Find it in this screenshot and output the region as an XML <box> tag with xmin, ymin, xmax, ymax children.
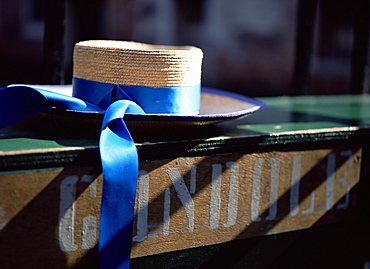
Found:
<box><xmin>166</xmin><ymin>167</ymin><xmax>195</xmax><ymax>233</ymax></box>
<box><xmin>223</xmin><ymin>162</ymin><xmax>239</xmax><ymax>227</ymax></box>
<box><xmin>301</xmin><ymin>191</ymin><xmax>315</xmax><ymax>215</ymax></box>
<box><xmin>209</xmin><ymin>164</ymin><xmax>222</xmax><ymax>229</ymax></box>
<box><xmin>81</xmin><ymin>174</ymin><xmax>97</xmax><ymax>199</ymax></box>
<box><xmin>337</xmin><ymin>150</ymin><xmax>352</xmax><ymax>209</ymax></box>
<box><xmin>266</xmin><ymin>158</ymin><xmax>280</xmax><ymax>220</ymax></box>
<box><xmin>81</xmin><ymin>216</ymin><xmax>97</xmax><ymax>250</ymax></box>
<box><xmin>133</xmin><ymin>170</ymin><xmax>149</xmax><ymax>242</ymax></box>
<box><xmin>0</xmin><ymin>204</ymin><xmax>5</xmax><ymax>229</ymax></box>
<box><xmin>163</xmin><ymin>187</ymin><xmax>171</xmax><ymax>236</ymax></box>
<box><xmin>326</xmin><ymin>153</ymin><xmax>336</xmax><ymax>210</ymax></box>
<box><xmin>251</xmin><ymin>159</ymin><xmax>264</xmax><ymax>222</ymax></box>
<box><xmin>59</xmin><ymin>174</ymin><xmax>98</xmax><ymax>252</ymax></box>
<box><xmin>59</xmin><ymin>176</ymin><xmax>78</xmax><ymax>252</ymax></box>
<box><xmin>190</xmin><ymin>165</ymin><xmax>197</xmax><ymax>194</ymax></box>
<box><xmin>290</xmin><ymin>155</ymin><xmax>302</xmax><ymax>216</ymax></box>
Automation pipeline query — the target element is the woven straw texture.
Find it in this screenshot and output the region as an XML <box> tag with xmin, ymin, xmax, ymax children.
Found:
<box><xmin>73</xmin><ymin>40</ymin><xmax>203</xmax><ymax>88</ymax></box>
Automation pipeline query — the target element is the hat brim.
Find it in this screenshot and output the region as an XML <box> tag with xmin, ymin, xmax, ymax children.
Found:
<box><xmin>34</xmin><ymin>85</ymin><xmax>265</xmax><ymax>130</ymax></box>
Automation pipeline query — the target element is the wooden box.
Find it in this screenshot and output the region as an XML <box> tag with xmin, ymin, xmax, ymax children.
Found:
<box><xmin>1</xmin><ymin>95</ymin><xmax>370</xmax><ymax>268</ymax></box>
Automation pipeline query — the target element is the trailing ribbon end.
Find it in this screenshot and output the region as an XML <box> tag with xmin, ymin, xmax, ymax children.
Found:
<box><xmin>0</xmin><ymin>86</ymin><xmax>103</xmax><ymax>130</ymax></box>
<box><xmin>0</xmin><ymin>85</ymin><xmax>145</xmax><ymax>268</ymax></box>
<box><xmin>98</xmin><ymin>100</ymin><xmax>144</xmax><ymax>269</ymax></box>
<box><xmin>0</xmin><ymin>86</ymin><xmax>51</xmax><ymax>129</ymax></box>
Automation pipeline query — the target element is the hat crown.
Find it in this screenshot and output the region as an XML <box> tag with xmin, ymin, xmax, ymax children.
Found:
<box><xmin>73</xmin><ymin>40</ymin><xmax>203</xmax><ymax>88</ymax></box>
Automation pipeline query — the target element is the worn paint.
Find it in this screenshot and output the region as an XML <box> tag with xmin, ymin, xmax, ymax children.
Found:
<box><xmin>131</xmin><ymin>147</ymin><xmax>361</xmax><ymax>257</ymax></box>
<box><xmin>0</xmin><ymin>146</ymin><xmax>362</xmax><ymax>266</ymax></box>
<box><xmin>59</xmin><ymin>176</ymin><xmax>78</xmax><ymax>252</ymax></box>
<box><xmin>223</xmin><ymin>161</ymin><xmax>239</xmax><ymax>227</ymax></box>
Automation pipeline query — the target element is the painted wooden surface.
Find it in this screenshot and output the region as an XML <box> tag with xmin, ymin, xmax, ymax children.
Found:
<box><xmin>0</xmin><ymin>146</ymin><xmax>361</xmax><ymax>267</ymax></box>
<box><xmin>132</xmin><ymin>146</ymin><xmax>361</xmax><ymax>257</ymax></box>
<box><xmin>1</xmin><ymin>94</ymin><xmax>370</xmax><ymax>268</ymax></box>
<box><xmin>2</xmin><ymin>94</ymin><xmax>370</xmax><ymax>151</ymax></box>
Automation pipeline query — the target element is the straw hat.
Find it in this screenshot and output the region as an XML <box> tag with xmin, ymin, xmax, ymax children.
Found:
<box><xmin>72</xmin><ymin>40</ymin><xmax>204</xmax><ymax>114</ymax></box>
<box><xmin>10</xmin><ymin>40</ymin><xmax>265</xmax><ymax>137</ymax></box>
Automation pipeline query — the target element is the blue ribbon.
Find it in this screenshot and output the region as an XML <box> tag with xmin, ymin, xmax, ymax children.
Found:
<box><xmin>0</xmin><ymin>85</ymin><xmax>146</xmax><ymax>268</ymax></box>
<box><xmin>99</xmin><ymin>100</ymin><xmax>144</xmax><ymax>269</ymax></box>
<box><xmin>73</xmin><ymin>77</ymin><xmax>201</xmax><ymax>114</ymax></box>
<box><xmin>0</xmin><ymin>86</ymin><xmax>102</xmax><ymax>129</ymax></box>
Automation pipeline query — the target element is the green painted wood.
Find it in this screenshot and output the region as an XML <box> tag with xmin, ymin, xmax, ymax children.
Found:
<box><xmin>232</xmin><ymin>94</ymin><xmax>370</xmax><ymax>131</ymax></box>
<box><xmin>1</xmin><ymin>94</ymin><xmax>370</xmax><ymax>171</ymax></box>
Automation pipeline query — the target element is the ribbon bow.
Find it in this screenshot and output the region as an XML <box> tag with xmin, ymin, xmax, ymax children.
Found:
<box><xmin>0</xmin><ymin>85</ymin><xmax>144</xmax><ymax>269</ymax></box>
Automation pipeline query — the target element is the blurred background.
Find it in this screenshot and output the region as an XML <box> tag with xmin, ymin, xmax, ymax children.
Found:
<box><xmin>0</xmin><ymin>0</ymin><xmax>366</xmax><ymax>96</ymax></box>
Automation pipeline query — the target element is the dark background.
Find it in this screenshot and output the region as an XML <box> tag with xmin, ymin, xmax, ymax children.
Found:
<box><xmin>0</xmin><ymin>0</ymin><xmax>367</xmax><ymax>96</ymax></box>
